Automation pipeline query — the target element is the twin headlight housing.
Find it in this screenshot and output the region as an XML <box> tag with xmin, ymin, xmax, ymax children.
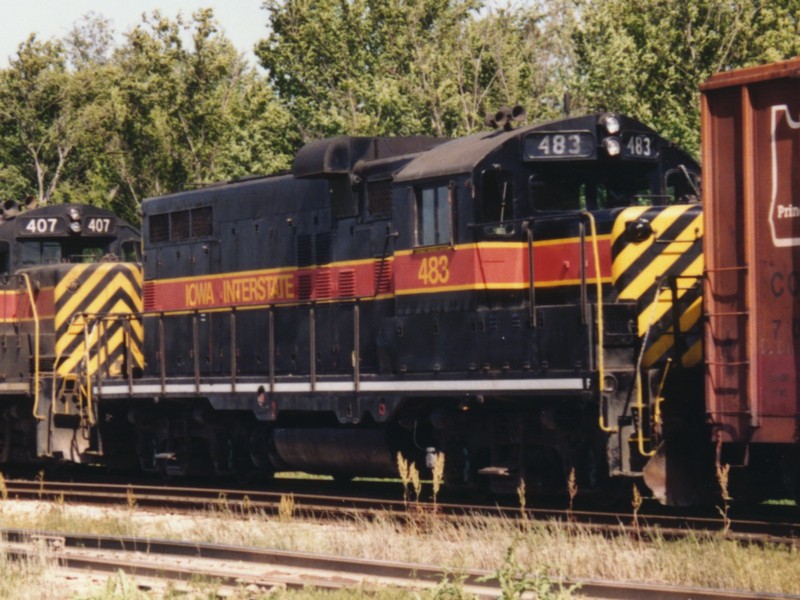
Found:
<box><xmin>599</xmin><ymin>113</ymin><xmax>621</xmax><ymax>157</ymax></box>
<box><xmin>68</xmin><ymin>207</ymin><xmax>82</xmax><ymax>233</ymax></box>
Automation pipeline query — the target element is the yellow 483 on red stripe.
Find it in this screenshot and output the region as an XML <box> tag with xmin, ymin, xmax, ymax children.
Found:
<box><xmin>417</xmin><ymin>254</ymin><xmax>450</xmax><ymax>285</ymax></box>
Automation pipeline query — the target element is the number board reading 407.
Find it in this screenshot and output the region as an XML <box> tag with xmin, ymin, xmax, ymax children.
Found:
<box><xmin>15</xmin><ymin>216</ymin><xmax>116</xmax><ymax>236</ymax></box>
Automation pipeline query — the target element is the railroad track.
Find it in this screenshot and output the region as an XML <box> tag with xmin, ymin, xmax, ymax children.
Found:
<box><xmin>3</xmin><ymin>479</ymin><xmax>799</xmax><ymax>546</ymax></box>
<box><xmin>2</xmin><ymin>528</ymin><xmax>793</xmax><ymax>600</ymax></box>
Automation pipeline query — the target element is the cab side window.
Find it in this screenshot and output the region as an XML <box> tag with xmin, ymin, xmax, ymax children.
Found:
<box><xmin>481</xmin><ymin>170</ymin><xmax>513</xmax><ymax>222</ymax></box>
<box><xmin>121</xmin><ymin>240</ymin><xmax>141</xmax><ymax>262</ymax></box>
<box><xmin>415</xmin><ymin>183</ymin><xmax>452</xmax><ymax>246</ymax></box>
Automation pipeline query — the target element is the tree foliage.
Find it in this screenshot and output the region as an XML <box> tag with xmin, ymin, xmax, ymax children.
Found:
<box><xmin>0</xmin><ymin>2</ymin><xmax>798</xmax><ymax>219</ymax></box>
<box><xmin>256</xmin><ymin>0</ymin><xmax>578</xmax><ymax>139</ymax></box>
<box><xmin>572</xmin><ymin>0</ymin><xmax>800</xmax><ymax>155</ymax></box>
<box><xmin>0</xmin><ymin>9</ymin><xmax>298</xmax><ymax>222</ymax></box>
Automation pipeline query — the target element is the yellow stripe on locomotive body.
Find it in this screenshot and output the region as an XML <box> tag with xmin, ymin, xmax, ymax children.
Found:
<box><xmin>611</xmin><ymin>204</ymin><xmax>704</xmax><ymax>368</ymax></box>
<box><xmin>54</xmin><ymin>262</ymin><xmax>144</xmax><ymax>378</ymax></box>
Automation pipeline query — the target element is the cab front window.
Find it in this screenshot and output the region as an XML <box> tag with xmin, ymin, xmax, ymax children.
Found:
<box><xmin>18</xmin><ymin>240</ymin><xmax>112</xmax><ymax>265</ymax></box>
<box><xmin>20</xmin><ymin>240</ymin><xmax>62</xmax><ymax>265</ymax></box>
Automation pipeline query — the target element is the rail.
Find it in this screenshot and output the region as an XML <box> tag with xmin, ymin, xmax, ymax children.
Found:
<box><xmin>144</xmin><ymin>299</ymin><xmax>365</xmax><ymax>397</ymax></box>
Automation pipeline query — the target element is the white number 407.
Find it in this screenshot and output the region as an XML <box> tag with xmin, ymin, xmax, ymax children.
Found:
<box><xmin>86</xmin><ymin>218</ymin><xmax>111</xmax><ymax>233</ymax></box>
<box><xmin>24</xmin><ymin>218</ymin><xmax>57</xmax><ymax>233</ymax></box>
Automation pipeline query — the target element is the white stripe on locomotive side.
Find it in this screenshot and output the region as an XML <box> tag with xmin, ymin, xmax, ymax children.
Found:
<box><xmin>97</xmin><ymin>377</ymin><xmax>588</xmax><ymax>397</ymax></box>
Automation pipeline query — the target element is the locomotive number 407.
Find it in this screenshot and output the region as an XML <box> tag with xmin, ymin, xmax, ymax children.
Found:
<box><xmin>417</xmin><ymin>255</ymin><xmax>450</xmax><ymax>285</ymax></box>
<box><xmin>24</xmin><ymin>218</ymin><xmax>58</xmax><ymax>234</ymax></box>
<box><xmin>86</xmin><ymin>217</ymin><xmax>112</xmax><ymax>233</ymax></box>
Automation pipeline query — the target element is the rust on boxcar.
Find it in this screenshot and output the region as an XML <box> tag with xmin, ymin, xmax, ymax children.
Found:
<box><xmin>702</xmin><ymin>57</ymin><xmax>800</xmax><ymax>444</ymax></box>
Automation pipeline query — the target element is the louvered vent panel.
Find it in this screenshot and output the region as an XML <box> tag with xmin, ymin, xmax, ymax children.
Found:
<box><xmin>315</xmin><ymin>232</ymin><xmax>332</xmax><ymax>265</ymax></box>
<box><xmin>373</xmin><ymin>260</ymin><xmax>393</xmax><ymax>295</ymax></box>
<box><xmin>339</xmin><ymin>269</ymin><xmax>356</xmax><ymax>297</ymax></box>
<box><xmin>298</xmin><ymin>273</ymin><xmax>313</xmax><ymax>300</ymax></box>
<box><xmin>296</xmin><ymin>234</ymin><xmax>313</xmax><ymax>267</ymax></box>
<box><xmin>143</xmin><ymin>281</ymin><xmax>157</xmax><ymax>310</ymax></box>
<box><xmin>316</xmin><ymin>269</ymin><xmax>332</xmax><ymax>299</ymax></box>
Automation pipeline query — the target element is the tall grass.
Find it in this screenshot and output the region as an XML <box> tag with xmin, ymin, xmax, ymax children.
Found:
<box><xmin>0</xmin><ymin>491</ymin><xmax>797</xmax><ymax>597</ymax></box>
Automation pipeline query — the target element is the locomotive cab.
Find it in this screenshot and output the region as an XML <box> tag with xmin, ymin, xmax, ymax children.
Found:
<box><xmin>380</xmin><ymin>113</ymin><xmax>703</xmax><ymax>496</ymax></box>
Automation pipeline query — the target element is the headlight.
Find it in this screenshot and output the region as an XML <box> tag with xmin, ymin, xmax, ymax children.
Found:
<box><xmin>602</xmin><ymin>137</ymin><xmax>621</xmax><ymax>156</ymax></box>
<box><xmin>68</xmin><ymin>208</ymin><xmax>81</xmax><ymax>221</ymax></box>
<box><xmin>599</xmin><ymin>113</ymin><xmax>621</xmax><ymax>135</ymax></box>
<box><xmin>625</xmin><ymin>218</ymin><xmax>652</xmax><ymax>242</ymax></box>
<box><xmin>69</xmin><ymin>221</ymin><xmax>82</xmax><ymax>233</ymax></box>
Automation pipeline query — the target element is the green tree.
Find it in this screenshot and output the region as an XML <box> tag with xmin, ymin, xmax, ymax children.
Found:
<box><xmin>256</xmin><ymin>0</ymin><xmax>581</xmax><ymax>139</ymax></box>
<box><xmin>572</xmin><ymin>0</ymin><xmax>800</xmax><ymax>156</ymax></box>
<box><xmin>106</xmin><ymin>9</ymin><xmax>299</xmax><ymax>221</ymax></box>
<box><xmin>0</xmin><ymin>35</ymin><xmax>75</xmax><ymax>206</ymax></box>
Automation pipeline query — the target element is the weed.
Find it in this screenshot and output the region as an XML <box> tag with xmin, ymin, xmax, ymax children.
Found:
<box><xmin>716</xmin><ymin>463</ymin><xmax>732</xmax><ymax>534</ymax></box>
<box><xmin>216</xmin><ymin>492</ymin><xmax>230</xmax><ymax>515</ymax></box>
<box><xmin>631</xmin><ymin>484</ymin><xmax>643</xmax><ymax>533</ymax></box>
<box><xmin>241</xmin><ymin>494</ymin><xmax>253</xmax><ymax>515</ymax></box>
<box><xmin>0</xmin><ymin>472</ymin><xmax>7</xmax><ymax>501</ymax></box>
<box><xmin>516</xmin><ymin>479</ymin><xmax>527</xmax><ymax>523</ymax></box>
<box><xmin>432</xmin><ymin>452</ymin><xmax>446</xmax><ymax>509</ymax></box>
<box><xmin>36</xmin><ymin>469</ymin><xmax>45</xmax><ymax>500</ymax></box>
<box><xmin>279</xmin><ymin>493</ymin><xmax>295</xmax><ymax>522</ymax></box>
<box><xmin>397</xmin><ymin>452</ymin><xmax>412</xmax><ymax>506</ymax></box>
<box><xmin>431</xmin><ymin>572</ymin><xmax>475</xmax><ymax>600</ymax></box>
<box><xmin>479</xmin><ymin>542</ymin><xmax>579</xmax><ymax>599</ymax></box>
<box><xmin>566</xmin><ymin>468</ymin><xmax>577</xmax><ymax>521</ymax></box>
<box><xmin>126</xmin><ymin>486</ymin><xmax>137</xmax><ymax>510</ymax></box>
<box><xmin>410</xmin><ymin>463</ymin><xmax>422</xmax><ymax>504</ymax></box>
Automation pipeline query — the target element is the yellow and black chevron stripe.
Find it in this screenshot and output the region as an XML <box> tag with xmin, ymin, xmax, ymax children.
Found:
<box><xmin>611</xmin><ymin>205</ymin><xmax>703</xmax><ymax>368</ymax></box>
<box><xmin>54</xmin><ymin>263</ymin><xmax>144</xmax><ymax>378</ymax></box>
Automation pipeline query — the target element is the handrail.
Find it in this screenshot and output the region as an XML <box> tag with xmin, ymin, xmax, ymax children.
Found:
<box><xmin>268</xmin><ymin>308</ymin><xmax>275</xmax><ymax>394</ymax></box>
<box><xmin>192</xmin><ymin>311</ymin><xmax>200</xmax><ymax>393</ymax></box>
<box><xmin>231</xmin><ymin>310</ymin><xmax>237</xmax><ymax>393</ymax></box>
<box><xmin>522</xmin><ymin>221</ymin><xmax>537</xmax><ymax>327</ymax></box>
<box><xmin>21</xmin><ymin>274</ymin><xmax>45</xmax><ymax>421</ymax></box>
<box><xmin>630</xmin><ymin>276</ymin><xmax>671</xmax><ymax>458</ymax></box>
<box><xmin>583</xmin><ymin>213</ymin><xmax>614</xmax><ymax>433</ymax></box>
<box><xmin>353</xmin><ymin>303</ymin><xmax>360</xmax><ymax>393</ymax></box>
<box><xmin>82</xmin><ymin>316</ymin><xmax>95</xmax><ymax>425</ymax></box>
<box><xmin>653</xmin><ymin>358</ymin><xmax>673</xmax><ymax>429</ymax></box>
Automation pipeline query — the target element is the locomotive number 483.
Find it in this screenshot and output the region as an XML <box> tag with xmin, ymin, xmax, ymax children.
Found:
<box><xmin>417</xmin><ymin>255</ymin><xmax>450</xmax><ymax>285</ymax></box>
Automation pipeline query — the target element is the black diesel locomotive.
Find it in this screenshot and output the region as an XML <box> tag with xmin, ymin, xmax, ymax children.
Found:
<box><xmin>93</xmin><ymin>110</ymin><xmax>718</xmax><ymax>502</ymax></box>
<box><xmin>0</xmin><ymin>201</ymin><xmax>141</xmax><ymax>466</ymax></box>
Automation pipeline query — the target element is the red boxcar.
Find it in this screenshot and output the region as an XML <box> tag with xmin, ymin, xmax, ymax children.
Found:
<box><xmin>702</xmin><ymin>58</ymin><xmax>800</xmax><ymax>445</ymax></box>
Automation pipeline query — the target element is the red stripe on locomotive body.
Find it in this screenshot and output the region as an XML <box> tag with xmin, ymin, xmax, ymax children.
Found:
<box><xmin>394</xmin><ymin>238</ymin><xmax>612</xmax><ymax>295</ymax></box>
<box><xmin>144</xmin><ymin>237</ymin><xmax>612</xmax><ymax>313</ymax></box>
<box><xmin>0</xmin><ymin>288</ymin><xmax>56</xmax><ymax>321</ymax></box>
<box><xmin>145</xmin><ymin>259</ymin><xmax>384</xmax><ymax>312</ymax></box>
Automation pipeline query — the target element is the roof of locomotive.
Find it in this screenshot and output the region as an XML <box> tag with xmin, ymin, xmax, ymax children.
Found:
<box><xmin>393</xmin><ymin>113</ymin><xmax>665</xmax><ymax>183</ymax></box>
<box><xmin>292</xmin><ymin>135</ymin><xmax>445</xmax><ymax>178</ymax></box>
<box><xmin>143</xmin><ymin>112</ymin><xmax>690</xmax><ymax>213</ymax></box>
